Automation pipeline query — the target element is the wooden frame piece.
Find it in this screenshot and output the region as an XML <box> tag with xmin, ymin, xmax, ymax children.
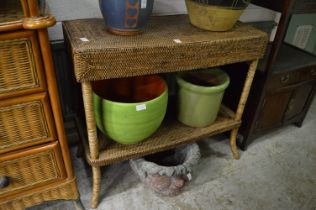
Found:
<box><xmin>35</xmin><ymin>27</ymin><xmax>75</xmax><ymax>178</ymax></box>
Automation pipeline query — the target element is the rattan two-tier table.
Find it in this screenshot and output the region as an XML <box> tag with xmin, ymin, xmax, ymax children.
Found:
<box><xmin>63</xmin><ymin>15</ymin><xmax>267</xmax><ymax>209</ymax></box>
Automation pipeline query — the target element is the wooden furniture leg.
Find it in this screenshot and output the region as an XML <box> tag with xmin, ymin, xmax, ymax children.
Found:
<box><xmin>81</xmin><ymin>82</ymin><xmax>101</xmax><ymax>208</ymax></box>
<box><xmin>230</xmin><ymin>60</ymin><xmax>259</xmax><ymax>159</ymax></box>
<box><xmin>230</xmin><ymin>128</ymin><xmax>240</xmax><ymax>159</ymax></box>
<box><xmin>91</xmin><ymin>166</ymin><xmax>102</xmax><ymax>209</ymax></box>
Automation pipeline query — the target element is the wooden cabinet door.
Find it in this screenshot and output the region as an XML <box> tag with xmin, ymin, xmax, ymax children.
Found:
<box><xmin>293</xmin><ymin>0</ymin><xmax>316</xmax><ymax>13</ymax></box>
<box><xmin>255</xmin><ymin>91</ymin><xmax>292</xmax><ymax>132</ymax></box>
<box><xmin>284</xmin><ymin>83</ymin><xmax>314</xmax><ymax>120</ymax></box>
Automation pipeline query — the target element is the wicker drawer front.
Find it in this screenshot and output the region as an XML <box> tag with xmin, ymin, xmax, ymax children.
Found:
<box><xmin>0</xmin><ymin>142</ymin><xmax>66</xmax><ymax>197</ymax></box>
<box><xmin>0</xmin><ymin>31</ymin><xmax>46</xmax><ymax>99</ymax></box>
<box><xmin>0</xmin><ymin>0</ymin><xmax>24</xmax><ymax>24</ymax></box>
<box><xmin>0</xmin><ymin>93</ymin><xmax>56</xmax><ymax>154</ymax></box>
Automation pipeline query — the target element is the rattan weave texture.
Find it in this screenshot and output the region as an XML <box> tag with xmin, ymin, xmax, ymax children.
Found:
<box><xmin>0</xmin><ymin>178</ymin><xmax>78</xmax><ymax>210</ymax></box>
<box><xmin>64</xmin><ymin>15</ymin><xmax>267</xmax><ymax>208</ymax></box>
<box><xmin>0</xmin><ymin>39</ymin><xmax>39</xmax><ymax>95</ymax></box>
<box><xmin>0</xmin><ymin>1</ymin><xmax>79</xmax><ymax>208</ymax></box>
<box><xmin>0</xmin><ymin>98</ymin><xmax>51</xmax><ymax>153</ymax></box>
<box><xmin>63</xmin><ymin>15</ymin><xmax>267</xmax><ymax>82</ymax></box>
<box><xmin>0</xmin><ymin>0</ymin><xmax>23</xmax><ymax>24</ymax></box>
<box><xmin>83</xmin><ymin>107</ymin><xmax>240</xmax><ymax>166</ymax></box>
<box><xmin>0</xmin><ymin>149</ymin><xmax>60</xmax><ymax>196</ymax></box>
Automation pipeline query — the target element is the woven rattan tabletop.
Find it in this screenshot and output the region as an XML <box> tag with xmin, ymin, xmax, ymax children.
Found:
<box><xmin>63</xmin><ymin>15</ymin><xmax>267</xmax><ymax>82</ymax></box>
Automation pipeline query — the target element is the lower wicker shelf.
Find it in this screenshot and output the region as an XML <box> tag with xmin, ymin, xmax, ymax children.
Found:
<box><xmin>82</xmin><ymin>105</ymin><xmax>240</xmax><ymax>166</ymax></box>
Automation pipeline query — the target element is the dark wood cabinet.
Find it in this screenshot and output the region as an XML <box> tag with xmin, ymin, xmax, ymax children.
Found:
<box><xmin>228</xmin><ymin>0</ymin><xmax>316</xmax><ymax>150</ymax></box>
<box><xmin>284</xmin><ymin>82</ymin><xmax>315</xmax><ymax>121</ymax></box>
<box><xmin>293</xmin><ymin>0</ymin><xmax>316</xmax><ymax>13</ymax></box>
<box><xmin>254</xmin><ymin>92</ymin><xmax>292</xmax><ymax>132</ymax></box>
<box><xmin>252</xmin><ymin>79</ymin><xmax>315</xmax><ymax>133</ymax></box>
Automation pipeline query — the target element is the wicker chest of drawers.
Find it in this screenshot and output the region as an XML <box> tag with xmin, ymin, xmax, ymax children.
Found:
<box><xmin>0</xmin><ymin>0</ymin><xmax>79</xmax><ymax>209</ymax></box>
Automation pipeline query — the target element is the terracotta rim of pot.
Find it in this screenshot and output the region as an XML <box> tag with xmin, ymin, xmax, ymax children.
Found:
<box><xmin>92</xmin><ymin>75</ymin><xmax>168</xmax><ymax>105</ymax></box>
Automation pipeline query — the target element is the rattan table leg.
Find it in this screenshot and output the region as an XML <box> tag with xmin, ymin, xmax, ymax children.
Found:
<box><xmin>91</xmin><ymin>166</ymin><xmax>101</xmax><ymax>209</ymax></box>
<box><xmin>234</xmin><ymin>60</ymin><xmax>259</xmax><ymax>120</ymax></box>
<box><xmin>81</xmin><ymin>82</ymin><xmax>101</xmax><ymax>208</ymax></box>
<box><xmin>81</xmin><ymin>81</ymin><xmax>99</xmax><ymax>160</ymax></box>
<box><xmin>230</xmin><ymin>128</ymin><xmax>240</xmax><ymax>159</ymax></box>
<box><xmin>229</xmin><ymin>59</ymin><xmax>259</xmax><ymax>159</ymax></box>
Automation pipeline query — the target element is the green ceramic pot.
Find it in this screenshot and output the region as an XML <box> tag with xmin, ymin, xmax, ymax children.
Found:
<box><xmin>92</xmin><ymin>75</ymin><xmax>168</xmax><ymax>144</ymax></box>
<box><xmin>176</xmin><ymin>69</ymin><xmax>230</xmax><ymax>127</ymax></box>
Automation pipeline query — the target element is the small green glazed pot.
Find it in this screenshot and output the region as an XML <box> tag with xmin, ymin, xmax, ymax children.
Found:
<box><xmin>176</xmin><ymin>69</ymin><xmax>230</xmax><ymax>127</ymax></box>
<box><xmin>92</xmin><ymin>75</ymin><xmax>168</xmax><ymax>144</ymax></box>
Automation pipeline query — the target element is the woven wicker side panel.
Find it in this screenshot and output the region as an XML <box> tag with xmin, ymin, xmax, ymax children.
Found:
<box><xmin>0</xmin><ymin>100</ymin><xmax>50</xmax><ymax>151</ymax></box>
<box><xmin>0</xmin><ymin>0</ymin><xmax>23</xmax><ymax>24</ymax></box>
<box><xmin>63</xmin><ymin>17</ymin><xmax>267</xmax><ymax>81</ymax></box>
<box><xmin>0</xmin><ymin>39</ymin><xmax>39</xmax><ymax>95</ymax></box>
<box><xmin>0</xmin><ymin>178</ymin><xmax>79</xmax><ymax>210</ymax></box>
<box><xmin>0</xmin><ymin>151</ymin><xmax>60</xmax><ymax>196</ymax></box>
<box><xmin>74</xmin><ymin>37</ymin><xmax>266</xmax><ymax>81</ymax></box>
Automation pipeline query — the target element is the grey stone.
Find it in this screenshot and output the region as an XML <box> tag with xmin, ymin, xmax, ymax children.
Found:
<box><xmin>129</xmin><ymin>143</ymin><xmax>200</xmax><ymax>196</ymax></box>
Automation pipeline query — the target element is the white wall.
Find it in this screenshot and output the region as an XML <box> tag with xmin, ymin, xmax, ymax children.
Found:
<box><xmin>47</xmin><ymin>0</ymin><xmax>277</xmax><ymax>40</ymax></box>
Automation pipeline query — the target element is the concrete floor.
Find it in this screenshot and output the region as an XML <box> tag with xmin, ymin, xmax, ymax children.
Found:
<box><xmin>29</xmin><ymin>97</ymin><xmax>316</xmax><ymax>210</ymax></box>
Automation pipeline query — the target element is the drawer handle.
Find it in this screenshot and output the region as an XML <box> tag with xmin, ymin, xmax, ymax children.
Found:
<box><xmin>281</xmin><ymin>74</ymin><xmax>290</xmax><ymax>83</ymax></box>
<box><xmin>0</xmin><ymin>176</ymin><xmax>10</xmax><ymax>189</ymax></box>
<box><xmin>311</xmin><ymin>69</ymin><xmax>316</xmax><ymax>76</ymax></box>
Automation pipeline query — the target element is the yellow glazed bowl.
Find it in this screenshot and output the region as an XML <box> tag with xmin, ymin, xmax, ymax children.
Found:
<box><xmin>185</xmin><ymin>0</ymin><xmax>246</xmax><ymax>31</ymax></box>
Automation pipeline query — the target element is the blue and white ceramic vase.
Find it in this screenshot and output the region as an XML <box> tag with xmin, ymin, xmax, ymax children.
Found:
<box><xmin>99</xmin><ymin>0</ymin><xmax>154</xmax><ymax>35</ymax></box>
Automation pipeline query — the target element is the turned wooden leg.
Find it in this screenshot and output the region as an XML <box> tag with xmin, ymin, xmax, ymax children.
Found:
<box><xmin>230</xmin><ymin>128</ymin><xmax>240</xmax><ymax>160</ymax></box>
<box><xmin>91</xmin><ymin>166</ymin><xmax>101</xmax><ymax>209</ymax></box>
